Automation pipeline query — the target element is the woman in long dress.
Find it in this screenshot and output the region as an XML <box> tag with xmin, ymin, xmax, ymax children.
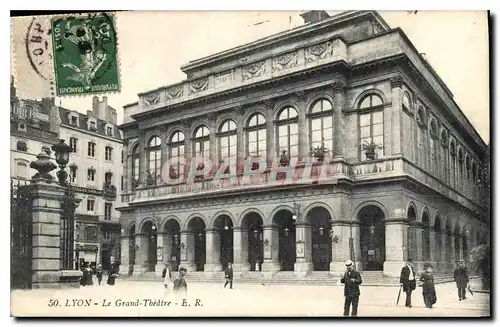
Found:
<box><xmin>420</xmin><ymin>266</ymin><xmax>437</xmax><ymax>308</ymax></box>
<box><xmin>107</xmin><ymin>262</ymin><xmax>117</xmax><ymax>286</ymax></box>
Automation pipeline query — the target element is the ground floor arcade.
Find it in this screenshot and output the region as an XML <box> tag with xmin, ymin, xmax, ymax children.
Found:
<box><xmin>119</xmin><ymin>192</ymin><xmax>486</xmax><ymax>278</ymax></box>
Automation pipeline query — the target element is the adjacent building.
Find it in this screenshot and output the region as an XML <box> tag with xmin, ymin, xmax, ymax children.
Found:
<box><xmin>117</xmin><ymin>10</ymin><xmax>489</xmax><ymax>278</ymax></box>
<box><xmin>59</xmin><ymin>97</ymin><xmax>124</xmax><ymax>271</ymax></box>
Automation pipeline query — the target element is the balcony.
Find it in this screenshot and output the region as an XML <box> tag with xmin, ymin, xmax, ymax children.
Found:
<box><xmin>97</xmin><ymin>215</ymin><xmax>120</xmax><ymax>224</ymax></box>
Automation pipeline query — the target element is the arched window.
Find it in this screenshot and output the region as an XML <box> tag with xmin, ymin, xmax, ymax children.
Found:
<box><xmin>458</xmin><ymin>148</ymin><xmax>464</xmax><ymax>182</ymax></box>
<box><xmin>450</xmin><ymin>140</ymin><xmax>456</xmax><ymax>188</ymax></box>
<box><xmin>359</xmin><ymin>94</ymin><xmax>384</xmax><ymax>160</ymax></box>
<box><xmin>169</xmin><ymin>131</ymin><xmax>185</xmax><ymax>180</ymax></box>
<box><xmin>472</xmin><ymin>161</ymin><xmax>477</xmax><ymax>184</ymax></box>
<box><xmin>218</xmin><ymin>120</ymin><xmax>237</xmax><ymax>171</ymax></box>
<box><xmin>192</xmin><ymin>126</ymin><xmax>210</xmax><ymax>160</ymax></box>
<box><xmin>131</xmin><ymin>144</ymin><xmax>140</xmax><ymax>188</ymax></box>
<box><xmin>466</xmin><ymin>155</ymin><xmax>471</xmax><ymax>180</ymax></box>
<box><xmin>16</xmin><ymin>162</ymin><xmax>27</xmax><ymax>179</ymax></box>
<box><xmin>359</xmin><ymin>94</ymin><xmax>383</xmax><ymax>109</ymax></box>
<box><xmin>276</xmin><ymin>107</ymin><xmax>299</xmax><ymax>165</ymax></box>
<box><xmin>440</xmin><ymin>129</ymin><xmax>448</xmax><ymax>183</ymax></box>
<box><xmin>429</xmin><ymin>119</ymin><xmax>438</xmax><ymax>174</ymax></box>
<box><xmin>147</xmin><ymin>136</ymin><xmax>161</xmax><ymax>185</ymax></box>
<box><xmin>402</xmin><ymin>92</ymin><xmax>411</xmax><ymax>110</ymax></box>
<box><xmin>416</xmin><ymin>107</ymin><xmax>427</xmax><ymax>168</ymax></box>
<box><xmin>246</xmin><ymin>113</ymin><xmax>267</xmax><ymax>159</ymax></box>
<box><xmin>16</xmin><ymin>140</ymin><xmax>27</xmax><ymax>152</ymax></box>
<box><xmin>309</xmin><ymin>99</ymin><xmax>333</xmax><ymax>155</ymax></box>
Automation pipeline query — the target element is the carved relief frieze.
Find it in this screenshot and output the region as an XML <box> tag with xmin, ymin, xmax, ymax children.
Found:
<box><xmin>242</xmin><ymin>60</ymin><xmax>266</xmax><ymax>81</ymax></box>
<box><xmin>305</xmin><ymin>41</ymin><xmax>334</xmax><ymax>63</ymax></box>
<box><xmin>272</xmin><ymin>51</ymin><xmax>298</xmax><ymax>72</ymax></box>
<box><xmin>215</xmin><ymin>70</ymin><xmax>235</xmax><ymax>88</ymax></box>
<box><xmin>189</xmin><ymin>77</ymin><xmax>209</xmax><ymax>94</ymax></box>
<box><xmin>144</xmin><ymin>92</ymin><xmax>160</xmax><ymax>106</ymax></box>
<box><xmin>166</xmin><ymin>85</ymin><xmax>183</xmax><ymax>100</ymax></box>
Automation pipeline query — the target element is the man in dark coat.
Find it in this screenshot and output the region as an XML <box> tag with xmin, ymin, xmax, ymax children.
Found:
<box><xmin>224</xmin><ymin>262</ymin><xmax>234</xmax><ymax>289</ymax></box>
<box><xmin>340</xmin><ymin>260</ymin><xmax>362</xmax><ymax>317</ymax></box>
<box><xmin>399</xmin><ymin>259</ymin><xmax>416</xmax><ymax>308</ymax></box>
<box><xmin>454</xmin><ymin>261</ymin><xmax>469</xmax><ymax>301</ymax></box>
<box><xmin>173</xmin><ymin>267</ymin><xmax>188</xmax><ymax>298</ymax></box>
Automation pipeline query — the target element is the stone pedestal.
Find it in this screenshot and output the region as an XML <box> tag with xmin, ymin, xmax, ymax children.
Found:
<box><xmin>330</xmin><ymin>221</ymin><xmax>351</xmax><ymax>276</ymax></box>
<box><xmin>154</xmin><ymin>233</ymin><xmax>167</xmax><ymax>277</ymax></box>
<box><xmin>119</xmin><ymin>234</ymin><xmax>132</xmax><ymax>276</ymax></box>
<box><xmin>180</xmin><ymin>231</ymin><xmax>196</xmax><ymax>271</ymax></box>
<box><xmin>30</xmin><ymin>179</ymin><xmax>64</xmax><ymax>288</ymax></box>
<box><xmin>294</xmin><ymin>222</ymin><xmax>313</xmax><ymax>277</ymax></box>
<box><xmin>232</xmin><ymin>227</ymin><xmax>250</xmax><ymax>273</ymax></box>
<box><xmin>383</xmin><ymin>220</ymin><xmax>407</xmax><ymax>277</ymax></box>
<box><xmin>133</xmin><ymin>233</ymin><xmax>148</xmax><ymax>275</ymax></box>
<box><xmin>262</xmin><ymin>224</ymin><xmax>280</xmax><ymax>276</ymax></box>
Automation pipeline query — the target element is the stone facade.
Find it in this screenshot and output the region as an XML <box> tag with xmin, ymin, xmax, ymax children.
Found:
<box><xmin>117</xmin><ymin>11</ymin><xmax>488</xmax><ymax>278</ymax></box>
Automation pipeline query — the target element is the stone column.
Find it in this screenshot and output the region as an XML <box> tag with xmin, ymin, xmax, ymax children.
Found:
<box><xmin>295</xmin><ymin>92</ymin><xmax>309</xmax><ymax>162</ymax></box>
<box><xmin>204</xmin><ymin>229</ymin><xmax>222</xmax><ymax>272</ymax></box>
<box><xmin>138</xmin><ymin>131</ymin><xmax>146</xmax><ymax>186</ymax></box>
<box><xmin>428</xmin><ymin>230</ymin><xmax>438</xmax><ymax>269</ymax></box>
<box><xmin>294</xmin><ymin>222</ymin><xmax>313</xmax><ymax>277</ymax></box>
<box><xmin>30</xmin><ymin>179</ymin><xmax>63</xmax><ymax>288</ymax></box>
<box><xmin>182</xmin><ymin>120</ymin><xmax>192</xmax><ymax>180</ymax></box>
<box><xmin>126</xmin><ymin>156</ymin><xmax>133</xmax><ymax>192</ymax></box>
<box><xmin>132</xmin><ymin>233</ymin><xmax>147</xmax><ymax>276</ymax></box>
<box><xmin>163</xmin><ymin>232</ymin><xmax>174</xmax><ymax>268</ymax></box>
<box><xmin>390</xmin><ymin>76</ymin><xmax>403</xmax><ymax>156</ymax></box>
<box><xmin>332</xmin><ymin>81</ymin><xmax>346</xmax><ymax>157</ymax></box>
<box><xmin>440</xmin><ymin>232</ymin><xmax>448</xmax><ymax>272</ymax></box>
<box><xmin>154</xmin><ymin>232</ymin><xmax>167</xmax><ymax>276</ymax></box>
<box><xmin>351</xmin><ymin>221</ymin><xmax>362</xmax><ymax>271</ymax></box>
<box><xmin>265</xmin><ymin>100</ymin><xmax>276</xmax><ymax>169</ymax></box>
<box><xmin>233</xmin><ymin>227</ymin><xmax>250</xmax><ymax>273</ymax></box>
<box><xmin>449</xmin><ymin>234</ymin><xmax>456</xmax><ymax>270</ymax></box>
<box><xmin>180</xmin><ymin>230</ymin><xmax>196</xmax><ymax>272</ymax></box>
<box><xmin>262</xmin><ymin>224</ymin><xmax>280</xmax><ymax>274</ymax></box>
<box><xmin>383</xmin><ymin>219</ymin><xmax>408</xmax><ymax>277</ymax></box>
<box><xmin>236</xmin><ymin>107</ymin><xmax>245</xmax><ymax>173</ymax></box>
<box><xmin>160</xmin><ymin>126</ymin><xmax>169</xmax><ymax>176</ymax></box>
<box><xmin>329</xmin><ymin>220</ymin><xmax>351</xmax><ymax>275</ymax></box>
<box><xmin>413</xmin><ymin>223</ymin><xmax>424</xmax><ymax>272</ymax></box>
<box><xmin>457</xmin><ymin>236</ymin><xmax>464</xmax><ymax>261</ymax></box>
<box><xmin>118</xmin><ymin>233</ymin><xmax>131</xmax><ymax>276</ymax></box>
<box><xmin>207</xmin><ymin>113</ymin><xmax>217</xmax><ymax>174</ymax></box>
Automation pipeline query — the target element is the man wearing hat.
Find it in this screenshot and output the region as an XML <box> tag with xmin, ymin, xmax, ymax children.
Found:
<box><xmin>453</xmin><ymin>260</ymin><xmax>469</xmax><ymax>301</ymax></box>
<box><xmin>399</xmin><ymin>259</ymin><xmax>417</xmax><ymax>308</ymax></box>
<box><xmin>173</xmin><ymin>267</ymin><xmax>188</xmax><ymax>298</ymax></box>
<box><xmin>340</xmin><ymin>259</ymin><xmax>363</xmax><ymax>317</ymax></box>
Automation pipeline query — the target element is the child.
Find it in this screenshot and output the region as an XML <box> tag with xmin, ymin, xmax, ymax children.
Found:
<box><xmin>420</xmin><ymin>265</ymin><xmax>437</xmax><ymax>308</ymax></box>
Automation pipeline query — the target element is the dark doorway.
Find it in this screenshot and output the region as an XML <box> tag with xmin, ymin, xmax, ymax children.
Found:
<box><xmin>243</xmin><ymin>213</ymin><xmax>263</xmax><ymax>271</ymax></box>
<box><xmin>165</xmin><ymin>219</ymin><xmax>181</xmax><ymax>271</ymax></box>
<box><xmin>142</xmin><ymin>221</ymin><xmax>157</xmax><ymax>272</ymax></box>
<box><xmin>359</xmin><ymin>205</ymin><xmax>385</xmax><ymax>271</ymax></box>
<box><xmin>128</xmin><ymin>224</ymin><xmax>135</xmax><ymax>275</ymax></box>
<box><xmin>308</xmin><ymin>207</ymin><xmax>332</xmax><ymax>271</ymax></box>
<box><xmin>274</xmin><ymin>210</ymin><xmax>296</xmax><ymax>271</ymax></box>
<box><xmin>214</xmin><ymin>215</ymin><xmax>234</xmax><ymax>270</ymax></box>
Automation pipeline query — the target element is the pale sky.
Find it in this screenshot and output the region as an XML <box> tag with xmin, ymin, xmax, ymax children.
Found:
<box><xmin>12</xmin><ymin>10</ymin><xmax>489</xmax><ymax>143</ymax></box>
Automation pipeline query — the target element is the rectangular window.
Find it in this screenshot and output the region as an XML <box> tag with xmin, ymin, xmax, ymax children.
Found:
<box><xmin>121</xmin><ymin>176</ymin><xmax>124</xmax><ymax>190</ymax></box>
<box><xmin>89</xmin><ymin>120</ymin><xmax>97</xmax><ymax>130</ymax></box>
<box><xmin>87</xmin><ymin>199</ymin><xmax>95</xmax><ymax>212</ymax></box>
<box><xmin>105</xmin><ymin>172</ymin><xmax>113</xmax><ymax>184</ymax></box>
<box><xmin>359</xmin><ymin>111</ymin><xmax>384</xmax><ymax>160</ymax></box>
<box><xmin>87</xmin><ymin>169</ymin><xmax>95</xmax><ymax>181</ymax></box>
<box><xmin>106</xmin><ymin>126</ymin><xmax>113</xmax><ymax>136</ymax></box>
<box><xmin>69</xmin><ymin>137</ymin><xmax>78</xmax><ymax>153</ymax></box>
<box><xmin>70</xmin><ymin>116</ymin><xmax>78</xmax><ymax>126</ymax></box>
<box><xmin>121</xmin><ymin>150</ymin><xmax>124</xmax><ymax>164</ymax></box>
<box><xmin>105</xmin><ymin>146</ymin><xmax>113</xmax><ymax>161</ymax></box>
<box><xmin>88</xmin><ymin>142</ymin><xmax>96</xmax><ymax>157</ymax></box>
<box><xmin>104</xmin><ymin>202</ymin><xmax>112</xmax><ymax>220</ymax></box>
<box><xmin>70</xmin><ymin>166</ymin><xmax>77</xmax><ymax>183</ymax></box>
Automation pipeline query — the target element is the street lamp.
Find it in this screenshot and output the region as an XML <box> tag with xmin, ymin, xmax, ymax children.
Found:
<box><xmin>52</xmin><ymin>139</ymin><xmax>71</xmax><ymax>185</ymax></box>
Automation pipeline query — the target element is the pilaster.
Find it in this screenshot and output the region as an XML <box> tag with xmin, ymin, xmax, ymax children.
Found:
<box><xmin>204</xmin><ymin>229</ymin><xmax>222</xmax><ymax>272</ymax></box>
<box><xmin>233</xmin><ymin>227</ymin><xmax>250</xmax><ymax>273</ymax></box>
<box><xmin>265</xmin><ymin>100</ymin><xmax>276</xmax><ymax>169</ymax></box>
<box><xmin>180</xmin><ymin>230</ymin><xmax>196</xmax><ymax>272</ymax></box>
<box><xmin>262</xmin><ymin>224</ymin><xmax>280</xmax><ymax>274</ymax></box>
<box><xmin>294</xmin><ymin>222</ymin><xmax>313</xmax><ymax>277</ymax></box>
<box><xmin>295</xmin><ymin>91</ymin><xmax>309</xmax><ymax>161</ymax></box>
<box><xmin>383</xmin><ymin>219</ymin><xmax>408</xmax><ymax>277</ymax></box>
<box><xmin>390</xmin><ymin>76</ymin><xmax>403</xmax><ymax>156</ymax></box>
<box><xmin>332</xmin><ymin>81</ymin><xmax>346</xmax><ymax>157</ymax></box>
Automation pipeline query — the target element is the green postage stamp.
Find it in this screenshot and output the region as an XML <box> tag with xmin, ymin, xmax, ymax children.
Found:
<box><xmin>51</xmin><ymin>13</ymin><xmax>120</xmax><ymax>96</ymax></box>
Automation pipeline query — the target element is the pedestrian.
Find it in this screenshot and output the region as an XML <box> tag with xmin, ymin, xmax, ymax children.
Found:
<box><xmin>162</xmin><ymin>264</ymin><xmax>173</xmax><ymax>296</ymax></box>
<box><xmin>454</xmin><ymin>260</ymin><xmax>469</xmax><ymax>301</ymax></box>
<box><xmin>96</xmin><ymin>264</ymin><xmax>103</xmax><ymax>286</ymax></box>
<box><xmin>340</xmin><ymin>259</ymin><xmax>362</xmax><ymax>317</ymax></box>
<box><xmin>399</xmin><ymin>259</ymin><xmax>416</xmax><ymax>308</ymax></box>
<box><xmin>82</xmin><ymin>262</ymin><xmax>93</xmax><ymax>286</ymax></box>
<box><xmin>224</xmin><ymin>262</ymin><xmax>234</xmax><ymax>289</ymax></box>
<box><xmin>107</xmin><ymin>261</ymin><xmax>117</xmax><ymax>286</ymax></box>
<box><xmin>419</xmin><ymin>265</ymin><xmax>437</xmax><ymax>308</ymax></box>
<box><xmin>173</xmin><ymin>267</ymin><xmax>188</xmax><ymax>299</ymax></box>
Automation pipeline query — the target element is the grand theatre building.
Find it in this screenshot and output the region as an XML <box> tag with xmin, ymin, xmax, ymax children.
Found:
<box><xmin>117</xmin><ymin>11</ymin><xmax>489</xmax><ymax>279</ymax></box>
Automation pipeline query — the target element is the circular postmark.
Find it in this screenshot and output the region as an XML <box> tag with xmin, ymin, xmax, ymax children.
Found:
<box><xmin>25</xmin><ymin>16</ymin><xmax>54</xmax><ymax>81</ymax></box>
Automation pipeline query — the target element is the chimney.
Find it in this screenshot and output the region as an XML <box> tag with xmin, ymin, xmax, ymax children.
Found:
<box><xmin>300</xmin><ymin>10</ymin><xmax>330</xmax><ymax>24</ymax></box>
<box><xmin>99</xmin><ymin>96</ymin><xmax>107</xmax><ymax>121</ymax></box>
<box><xmin>92</xmin><ymin>96</ymin><xmax>99</xmax><ymax>116</ymax></box>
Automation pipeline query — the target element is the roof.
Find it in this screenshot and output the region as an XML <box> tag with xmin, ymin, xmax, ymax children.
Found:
<box><xmin>58</xmin><ymin>107</ymin><xmax>123</xmax><ymax>142</ymax></box>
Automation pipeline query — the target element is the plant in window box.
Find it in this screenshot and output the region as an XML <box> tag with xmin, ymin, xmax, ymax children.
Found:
<box><xmin>131</xmin><ymin>178</ymin><xmax>139</xmax><ymax>189</ymax></box>
<box><xmin>279</xmin><ymin>150</ymin><xmax>289</xmax><ymax>167</ymax></box>
<box><xmin>310</xmin><ymin>142</ymin><xmax>329</xmax><ymax>162</ymax></box>
<box><xmin>359</xmin><ymin>140</ymin><xmax>383</xmax><ymax>160</ymax></box>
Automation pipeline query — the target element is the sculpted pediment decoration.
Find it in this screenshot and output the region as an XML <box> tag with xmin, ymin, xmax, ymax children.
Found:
<box><xmin>190</xmin><ymin>77</ymin><xmax>209</xmax><ymax>94</ymax></box>
<box><xmin>242</xmin><ymin>61</ymin><xmax>266</xmax><ymax>81</ymax></box>
<box><xmin>272</xmin><ymin>51</ymin><xmax>298</xmax><ymax>72</ymax></box>
<box><xmin>144</xmin><ymin>93</ymin><xmax>160</xmax><ymax>106</ymax></box>
<box><xmin>305</xmin><ymin>41</ymin><xmax>333</xmax><ymax>62</ymax></box>
<box><xmin>166</xmin><ymin>85</ymin><xmax>183</xmax><ymax>100</ymax></box>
